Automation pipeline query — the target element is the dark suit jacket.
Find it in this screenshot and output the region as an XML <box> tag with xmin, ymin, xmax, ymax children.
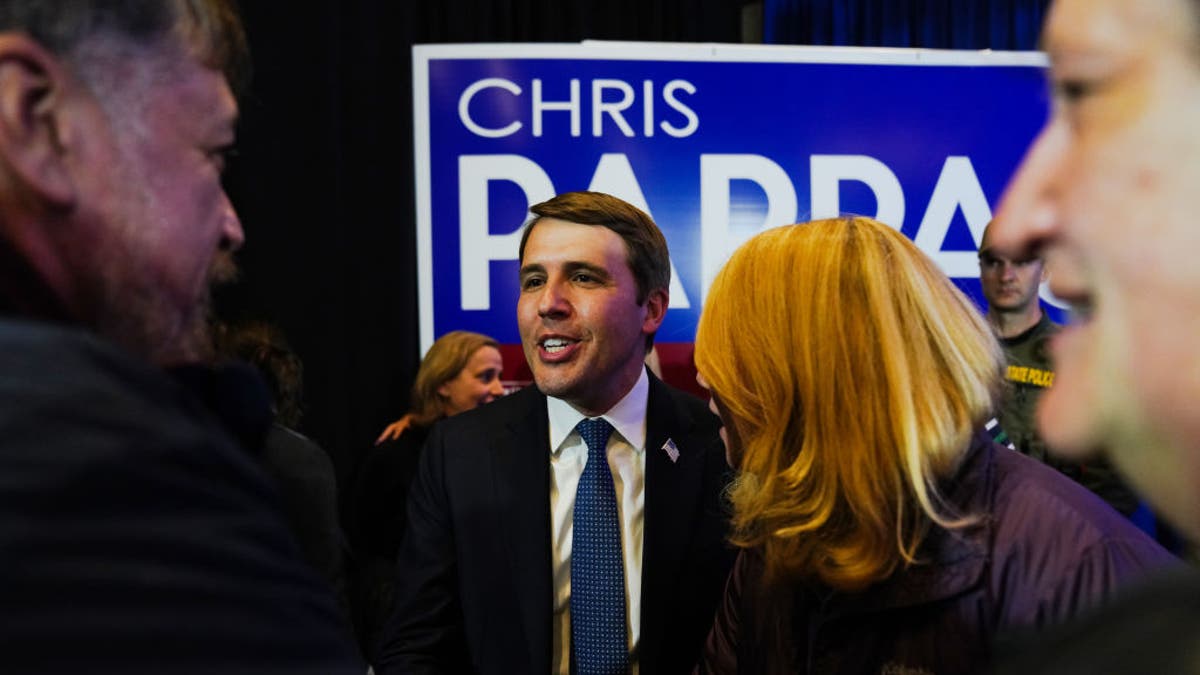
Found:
<box><xmin>376</xmin><ymin>374</ymin><xmax>734</xmax><ymax>674</ymax></box>
<box><xmin>0</xmin><ymin>317</ymin><xmax>362</xmax><ymax>674</ymax></box>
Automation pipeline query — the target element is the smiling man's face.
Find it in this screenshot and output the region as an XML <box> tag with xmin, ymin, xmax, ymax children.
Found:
<box><xmin>990</xmin><ymin>0</ymin><xmax>1200</xmax><ymax>537</ymax></box>
<box><xmin>517</xmin><ymin>218</ymin><xmax>665</xmax><ymax>416</ymax></box>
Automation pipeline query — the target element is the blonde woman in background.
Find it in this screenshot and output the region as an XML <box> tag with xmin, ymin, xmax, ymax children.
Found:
<box><xmin>693</xmin><ymin>217</ymin><xmax>1173</xmax><ymax>674</ymax></box>
<box><xmin>374</xmin><ymin>332</ymin><xmax>505</xmax><ymax>442</ymax></box>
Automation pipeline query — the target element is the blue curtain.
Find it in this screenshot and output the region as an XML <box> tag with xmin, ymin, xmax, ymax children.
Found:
<box><xmin>763</xmin><ymin>0</ymin><xmax>1050</xmax><ymax>50</ymax></box>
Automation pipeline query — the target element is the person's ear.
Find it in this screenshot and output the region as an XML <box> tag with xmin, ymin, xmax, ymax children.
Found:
<box><xmin>641</xmin><ymin>287</ymin><xmax>668</xmax><ymax>334</ymax></box>
<box><xmin>0</xmin><ymin>35</ymin><xmax>76</xmax><ymax>209</ymax></box>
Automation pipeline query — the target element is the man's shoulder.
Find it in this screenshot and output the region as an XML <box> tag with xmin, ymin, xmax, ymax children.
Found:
<box><xmin>995</xmin><ymin>567</ymin><xmax>1200</xmax><ymax>674</ymax></box>
<box><xmin>473</xmin><ymin>383</ymin><xmax>545</xmax><ymax>420</ymax></box>
<box><xmin>998</xmin><ymin>313</ymin><xmax>1058</xmax><ymax>352</ymax></box>
<box><xmin>430</xmin><ymin>384</ymin><xmax>545</xmax><ymax>439</ymax></box>
<box><xmin>0</xmin><ymin>316</ymin><xmax>260</xmax><ymax>483</ymax></box>
<box><xmin>652</xmin><ymin>375</ymin><xmax>710</xmax><ymax>407</ymax></box>
<box><xmin>0</xmin><ymin>316</ymin><xmax>192</xmax><ymax>420</ymax></box>
<box><xmin>1033</xmin><ymin>312</ymin><xmax>1062</xmax><ymax>341</ymax></box>
<box><xmin>1</xmin><ymin>316</ymin><xmax>144</xmax><ymax>374</ymax></box>
<box><xmin>0</xmin><ymin>319</ymin><xmax>360</xmax><ymax>670</ymax></box>
<box><xmin>1040</xmin><ymin>311</ymin><xmax>1063</xmax><ymax>330</ymax></box>
<box><xmin>648</xmin><ymin>375</ymin><xmax>720</xmax><ymax>430</ymax></box>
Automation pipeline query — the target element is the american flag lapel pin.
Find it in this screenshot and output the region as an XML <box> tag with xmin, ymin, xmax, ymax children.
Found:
<box><xmin>662</xmin><ymin>438</ymin><xmax>680</xmax><ymax>463</ymax></box>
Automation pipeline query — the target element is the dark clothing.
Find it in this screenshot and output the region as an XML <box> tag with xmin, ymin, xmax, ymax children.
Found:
<box><xmin>352</xmin><ymin>425</ymin><xmax>431</xmax><ymax>560</ymax></box>
<box><xmin>376</xmin><ymin>377</ymin><xmax>735</xmax><ymax>675</ymax></box>
<box><xmin>994</xmin><ymin>565</ymin><xmax>1200</xmax><ymax>674</ymax></box>
<box><xmin>0</xmin><ymin>317</ymin><xmax>361</xmax><ymax>674</ymax></box>
<box><xmin>998</xmin><ymin>313</ymin><xmax>1139</xmax><ymax>515</ymax></box>
<box><xmin>261</xmin><ymin>424</ymin><xmax>353</xmax><ymax>631</ymax></box>
<box><xmin>1056</xmin><ymin>457</ymin><xmax>1140</xmax><ymax>517</ymax></box>
<box><xmin>699</xmin><ymin>435</ymin><xmax>1175</xmax><ymax>675</ymax></box>
<box><xmin>996</xmin><ymin>313</ymin><xmax>1059</xmax><ymax>455</ymax></box>
<box><xmin>349</xmin><ymin>424</ymin><xmax>431</xmax><ymax>653</ymax></box>
<box><xmin>0</xmin><ymin>241</ymin><xmax>72</xmax><ymax>323</ymax></box>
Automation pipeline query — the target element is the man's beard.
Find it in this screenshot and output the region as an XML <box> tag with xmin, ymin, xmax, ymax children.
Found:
<box><xmin>209</xmin><ymin>249</ymin><xmax>239</xmax><ymax>286</ymax></box>
<box><xmin>92</xmin><ymin>250</ymin><xmax>239</xmax><ymax>367</ymax></box>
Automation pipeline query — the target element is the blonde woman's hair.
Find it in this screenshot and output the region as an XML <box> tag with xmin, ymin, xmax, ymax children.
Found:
<box><xmin>694</xmin><ymin>217</ymin><xmax>1003</xmax><ymax>592</ymax></box>
<box><xmin>410</xmin><ymin>331</ymin><xmax>500</xmax><ymax>427</ymax></box>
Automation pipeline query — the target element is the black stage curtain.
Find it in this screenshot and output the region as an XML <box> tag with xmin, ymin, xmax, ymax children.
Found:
<box><xmin>764</xmin><ymin>0</ymin><xmax>1050</xmax><ymax>50</ymax></box>
<box><xmin>218</xmin><ymin>0</ymin><xmax>745</xmax><ymax>494</ymax></box>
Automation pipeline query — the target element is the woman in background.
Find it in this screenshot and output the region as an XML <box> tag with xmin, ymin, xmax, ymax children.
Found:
<box><xmin>693</xmin><ymin>217</ymin><xmax>1173</xmax><ymax>674</ymax></box>
<box><xmin>218</xmin><ymin>320</ymin><xmax>353</xmax><ymax>637</ymax></box>
<box><xmin>350</xmin><ymin>330</ymin><xmax>504</xmax><ymax>653</ymax></box>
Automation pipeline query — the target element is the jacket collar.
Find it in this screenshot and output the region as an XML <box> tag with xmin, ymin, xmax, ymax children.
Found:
<box><xmin>546</xmin><ymin>366</ymin><xmax>649</xmax><ymax>454</ymax></box>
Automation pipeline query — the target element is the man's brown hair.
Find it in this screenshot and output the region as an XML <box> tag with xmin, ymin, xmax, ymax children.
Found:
<box><xmin>519</xmin><ymin>191</ymin><xmax>671</xmax><ymax>306</ymax></box>
<box><xmin>519</xmin><ymin>191</ymin><xmax>671</xmax><ymax>351</ymax></box>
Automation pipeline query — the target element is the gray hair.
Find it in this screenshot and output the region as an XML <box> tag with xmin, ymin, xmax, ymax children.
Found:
<box><xmin>0</xmin><ymin>0</ymin><xmax>249</xmax><ymax>95</ymax></box>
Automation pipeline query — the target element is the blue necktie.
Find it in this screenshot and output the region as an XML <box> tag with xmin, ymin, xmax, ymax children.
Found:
<box><xmin>571</xmin><ymin>417</ymin><xmax>628</xmax><ymax>675</ymax></box>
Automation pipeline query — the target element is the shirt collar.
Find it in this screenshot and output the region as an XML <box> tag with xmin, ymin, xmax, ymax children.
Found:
<box><xmin>547</xmin><ymin>367</ymin><xmax>649</xmax><ymax>455</ymax></box>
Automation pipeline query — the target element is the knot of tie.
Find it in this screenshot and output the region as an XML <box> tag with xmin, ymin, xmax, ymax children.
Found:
<box><xmin>576</xmin><ymin>417</ymin><xmax>615</xmax><ymax>454</ymax></box>
<box><xmin>571</xmin><ymin>417</ymin><xmax>628</xmax><ymax>674</ymax></box>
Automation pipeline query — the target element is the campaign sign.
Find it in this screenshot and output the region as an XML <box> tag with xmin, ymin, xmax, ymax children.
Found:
<box><xmin>414</xmin><ymin>42</ymin><xmax>1052</xmax><ymax>358</ymax></box>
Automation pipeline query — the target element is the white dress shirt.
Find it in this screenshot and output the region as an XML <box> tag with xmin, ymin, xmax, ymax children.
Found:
<box><xmin>548</xmin><ymin>368</ymin><xmax>648</xmax><ymax>675</ymax></box>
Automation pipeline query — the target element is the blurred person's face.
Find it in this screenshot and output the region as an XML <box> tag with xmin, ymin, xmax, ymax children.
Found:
<box><xmin>67</xmin><ymin>40</ymin><xmax>242</xmax><ymax>363</ymax></box>
<box><xmin>990</xmin><ymin>0</ymin><xmax>1200</xmax><ymax>537</ymax></box>
<box><xmin>438</xmin><ymin>345</ymin><xmax>505</xmax><ymax>416</ymax></box>
<box><xmin>517</xmin><ymin>218</ymin><xmax>666</xmax><ymax>416</ymax></box>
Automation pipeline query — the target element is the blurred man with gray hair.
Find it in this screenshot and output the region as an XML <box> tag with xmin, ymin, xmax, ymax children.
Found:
<box><xmin>991</xmin><ymin>0</ymin><xmax>1200</xmax><ymax>670</ymax></box>
<box><xmin>0</xmin><ymin>2</ymin><xmax>359</xmax><ymax>671</ymax></box>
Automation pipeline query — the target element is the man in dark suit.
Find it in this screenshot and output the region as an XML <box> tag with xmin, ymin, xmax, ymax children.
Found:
<box><xmin>377</xmin><ymin>191</ymin><xmax>734</xmax><ymax>674</ymax></box>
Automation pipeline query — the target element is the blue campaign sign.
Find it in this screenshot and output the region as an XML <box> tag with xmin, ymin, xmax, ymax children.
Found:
<box><xmin>414</xmin><ymin>42</ymin><xmax>1053</xmax><ymax>353</ymax></box>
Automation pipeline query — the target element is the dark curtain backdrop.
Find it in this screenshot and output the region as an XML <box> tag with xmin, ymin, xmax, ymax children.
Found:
<box><xmin>764</xmin><ymin>0</ymin><xmax>1050</xmax><ymax>49</ymax></box>
<box><xmin>218</xmin><ymin>0</ymin><xmax>1049</xmax><ymax>496</ymax></box>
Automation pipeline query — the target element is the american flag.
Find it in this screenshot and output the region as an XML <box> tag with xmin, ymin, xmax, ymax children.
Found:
<box><xmin>662</xmin><ymin>438</ymin><xmax>680</xmax><ymax>463</ymax></box>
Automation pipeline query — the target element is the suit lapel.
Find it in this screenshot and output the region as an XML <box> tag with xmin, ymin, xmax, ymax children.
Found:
<box><xmin>490</xmin><ymin>388</ymin><xmax>553</xmax><ymax>673</ymax></box>
<box><xmin>640</xmin><ymin>376</ymin><xmax>707</xmax><ymax>667</ymax></box>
